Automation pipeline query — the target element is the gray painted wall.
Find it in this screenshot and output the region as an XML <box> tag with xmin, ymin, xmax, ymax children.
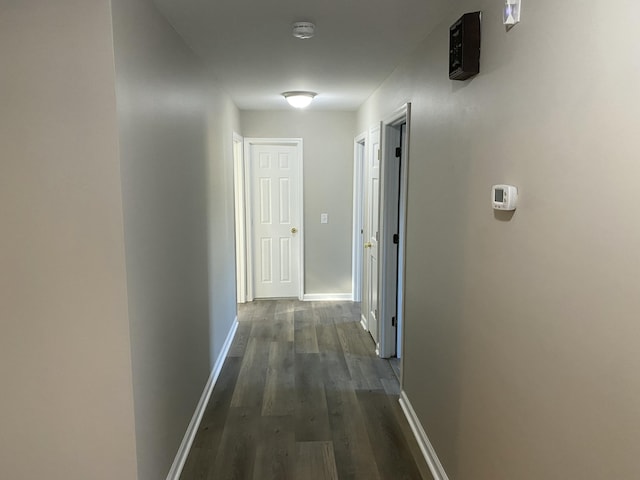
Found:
<box><xmin>111</xmin><ymin>0</ymin><xmax>239</xmax><ymax>478</ymax></box>
<box><xmin>0</xmin><ymin>2</ymin><xmax>138</xmax><ymax>479</ymax></box>
<box><xmin>205</xmin><ymin>87</ymin><xmax>241</xmax><ymax>359</ymax></box>
<box><xmin>241</xmin><ymin>110</ymin><xmax>356</xmax><ymax>295</ymax></box>
<box><xmin>358</xmin><ymin>0</ymin><xmax>640</xmax><ymax>478</ymax></box>
<box><xmin>0</xmin><ymin>1</ymin><xmax>241</xmax><ymax>479</ymax></box>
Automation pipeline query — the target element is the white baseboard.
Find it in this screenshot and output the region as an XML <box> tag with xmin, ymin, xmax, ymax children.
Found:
<box><xmin>166</xmin><ymin>316</ymin><xmax>239</xmax><ymax>480</ymax></box>
<box><xmin>302</xmin><ymin>293</ymin><xmax>353</xmax><ymax>302</ymax></box>
<box><xmin>399</xmin><ymin>390</ymin><xmax>450</xmax><ymax>480</ymax></box>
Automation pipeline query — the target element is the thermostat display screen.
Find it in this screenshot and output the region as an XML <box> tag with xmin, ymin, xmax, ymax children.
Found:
<box><xmin>495</xmin><ymin>189</ymin><xmax>504</xmax><ymax>202</ymax></box>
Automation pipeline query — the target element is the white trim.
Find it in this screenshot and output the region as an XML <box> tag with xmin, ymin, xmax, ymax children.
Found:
<box><xmin>243</xmin><ymin>138</ymin><xmax>253</xmax><ymax>301</ymax></box>
<box><xmin>396</xmin><ymin>110</ymin><xmax>410</xmax><ymax>362</ymax></box>
<box><xmin>244</xmin><ymin>138</ymin><xmax>304</xmax><ymax>301</ymax></box>
<box><xmin>233</xmin><ymin>132</ymin><xmax>246</xmax><ymax>303</ymax></box>
<box><xmin>352</xmin><ymin>132</ymin><xmax>367</xmax><ymax>303</ymax></box>
<box><xmin>302</xmin><ymin>293</ymin><xmax>353</xmax><ymax>302</ymax></box>
<box><xmin>360</xmin><ymin>315</ymin><xmax>368</xmax><ymax>331</ymax></box>
<box><xmin>166</xmin><ymin>317</ymin><xmax>239</xmax><ymax>480</ymax></box>
<box><xmin>378</xmin><ymin>103</ymin><xmax>411</xmax><ymax>359</ymax></box>
<box><xmin>398</xmin><ymin>390</ymin><xmax>450</xmax><ymax>480</ymax></box>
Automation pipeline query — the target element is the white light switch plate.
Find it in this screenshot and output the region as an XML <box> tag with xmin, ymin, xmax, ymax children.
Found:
<box><xmin>320</xmin><ymin>213</ymin><xmax>328</xmax><ymax>224</ymax></box>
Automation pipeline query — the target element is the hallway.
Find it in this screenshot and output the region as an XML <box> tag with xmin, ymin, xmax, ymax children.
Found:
<box><xmin>180</xmin><ymin>300</ymin><xmax>430</xmax><ymax>479</ymax></box>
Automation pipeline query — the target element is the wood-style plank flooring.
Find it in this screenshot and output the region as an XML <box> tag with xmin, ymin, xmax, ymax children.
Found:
<box><xmin>180</xmin><ymin>300</ymin><xmax>431</xmax><ymax>480</ymax></box>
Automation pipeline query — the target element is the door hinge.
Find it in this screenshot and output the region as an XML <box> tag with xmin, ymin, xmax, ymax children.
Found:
<box><xmin>393</xmin><ymin>233</ymin><xmax>399</xmax><ymax>244</ymax></box>
<box><xmin>395</xmin><ymin>147</ymin><xmax>402</xmax><ymax>158</ymax></box>
<box><xmin>377</xmin><ymin>149</ymin><xmax>381</xmax><ymax>161</ymax></box>
<box><xmin>392</xmin><ymin>316</ymin><xmax>396</xmax><ymax>327</ymax></box>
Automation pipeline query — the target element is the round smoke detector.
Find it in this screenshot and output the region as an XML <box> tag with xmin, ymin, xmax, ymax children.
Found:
<box><xmin>292</xmin><ymin>22</ymin><xmax>315</xmax><ymax>39</ymax></box>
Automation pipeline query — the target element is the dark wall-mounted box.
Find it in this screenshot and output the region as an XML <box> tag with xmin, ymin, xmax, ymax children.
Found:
<box><xmin>449</xmin><ymin>11</ymin><xmax>481</xmax><ymax>80</ymax></box>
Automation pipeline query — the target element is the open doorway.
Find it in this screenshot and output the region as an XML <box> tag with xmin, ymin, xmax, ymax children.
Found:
<box><xmin>378</xmin><ymin>104</ymin><xmax>411</xmax><ymax>382</ymax></box>
<box><xmin>356</xmin><ymin>104</ymin><xmax>411</xmax><ymax>369</ymax></box>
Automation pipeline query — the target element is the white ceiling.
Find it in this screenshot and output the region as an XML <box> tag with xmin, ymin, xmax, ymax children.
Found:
<box><xmin>153</xmin><ymin>0</ymin><xmax>450</xmax><ymax>111</ymax></box>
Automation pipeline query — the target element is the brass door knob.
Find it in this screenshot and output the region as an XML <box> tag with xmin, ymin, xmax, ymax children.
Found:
<box><xmin>291</xmin><ymin>227</ymin><xmax>298</xmax><ymax>234</ymax></box>
<box><xmin>364</xmin><ymin>242</ymin><xmax>372</xmax><ymax>248</ymax></box>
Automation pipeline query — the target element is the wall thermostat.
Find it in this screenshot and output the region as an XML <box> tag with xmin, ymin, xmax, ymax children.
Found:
<box><xmin>492</xmin><ymin>185</ymin><xmax>518</xmax><ymax>210</ymax></box>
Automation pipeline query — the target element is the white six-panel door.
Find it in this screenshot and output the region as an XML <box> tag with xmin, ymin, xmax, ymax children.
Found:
<box><xmin>248</xmin><ymin>142</ymin><xmax>302</xmax><ymax>299</ymax></box>
<box><xmin>363</xmin><ymin>126</ymin><xmax>380</xmax><ymax>343</ymax></box>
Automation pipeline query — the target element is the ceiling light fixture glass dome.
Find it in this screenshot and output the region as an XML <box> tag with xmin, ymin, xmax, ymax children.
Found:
<box><xmin>282</xmin><ymin>91</ymin><xmax>317</xmax><ymax>109</ymax></box>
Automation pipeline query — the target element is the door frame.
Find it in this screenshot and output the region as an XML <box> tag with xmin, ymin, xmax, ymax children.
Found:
<box><xmin>352</xmin><ymin>132</ymin><xmax>367</xmax><ymax>304</ymax></box>
<box><xmin>243</xmin><ymin>138</ymin><xmax>305</xmax><ymax>301</ymax></box>
<box><xmin>378</xmin><ymin>103</ymin><xmax>411</xmax><ymax>360</ymax></box>
<box><xmin>233</xmin><ymin>132</ymin><xmax>246</xmax><ymax>303</ymax></box>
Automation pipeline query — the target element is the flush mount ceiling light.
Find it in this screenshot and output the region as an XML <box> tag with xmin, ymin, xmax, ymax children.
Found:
<box><xmin>292</xmin><ymin>22</ymin><xmax>315</xmax><ymax>39</ymax></box>
<box><xmin>282</xmin><ymin>91</ymin><xmax>317</xmax><ymax>109</ymax></box>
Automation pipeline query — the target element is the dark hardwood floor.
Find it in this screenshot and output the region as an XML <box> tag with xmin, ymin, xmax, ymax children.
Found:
<box><xmin>180</xmin><ymin>300</ymin><xmax>431</xmax><ymax>480</ymax></box>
